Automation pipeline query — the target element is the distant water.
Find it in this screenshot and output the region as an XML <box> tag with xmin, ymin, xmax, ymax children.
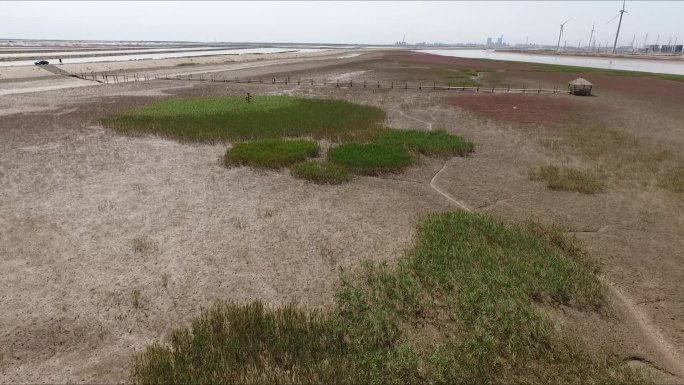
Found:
<box><xmin>0</xmin><ymin>46</ymin><xmax>233</xmax><ymax>58</ymax></box>
<box><xmin>0</xmin><ymin>48</ymin><xmax>326</xmax><ymax>67</ymax></box>
<box><xmin>417</xmin><ymin>49</ymin><xmax>684</xmax><ymax>76</ymax></box>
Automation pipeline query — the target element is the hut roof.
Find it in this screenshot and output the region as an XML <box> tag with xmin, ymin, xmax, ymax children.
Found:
<box><xmin>568</xmin><ymin>78</ymin><xmax>593</xmax><ymax>86</ymax></box>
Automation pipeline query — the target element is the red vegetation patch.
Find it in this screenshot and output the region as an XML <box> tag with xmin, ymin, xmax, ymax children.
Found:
<box><xmin>449</xmin><ymin>94</ymin><xmax>590</xmax><ymax>124</ymax></box>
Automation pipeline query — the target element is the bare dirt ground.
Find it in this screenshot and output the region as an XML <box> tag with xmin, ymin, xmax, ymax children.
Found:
<box><xmin>1</xmin><ymin>51</ymin><xmax>683</xmax><ymax>383</ymax></box>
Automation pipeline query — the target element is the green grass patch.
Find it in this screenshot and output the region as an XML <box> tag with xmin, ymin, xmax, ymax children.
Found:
<box><xmin>530</xmin><ymin>63</ymin><xmax>684</xmax><ymax>82</ymax></box>
<box><xmin>442</xmin><ymin>69</ymin><xmax>481</xmax><ymax>87</ymax></box>
<box><xmin>175</xmin><ymin>62</ymin><xmax>196</xmax><ymax>67</ymax></box>
<box><xmin>224</xmin><ymin>139</ymin><xmax>318</xmax><ymax>169</ymax></box>
<box><xmin>131</xmin><ymin>211</ymin><xmax>645</xmax><ymax>384</ymax></box>
<box><xmin>530</xmin><ymin>165</ymin><xmax>606</xmax><ymax>194</ymax></box>
<box><xmin>375</xmin><ymin>129</ymin><xmax>474</xmax><ymax>157</ymax></box>
<box><xmin>291</xmin><ymin>161</ymin><xmax>352</xmax><ymax>185</ymax></box>
<box><xmin>102</xmin><ymin>96</ymin><xmax>385</xmax><ymax>143</ymax></box>
<box><xmin>327</xmin><ymin>143</ymin><xmax>414</xmax><ymax>175</ymax></box>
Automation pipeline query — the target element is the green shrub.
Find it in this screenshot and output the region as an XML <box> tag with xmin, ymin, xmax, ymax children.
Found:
<box><xmin>530</xmin><ymin>165</ymin><xmax>605</xmax><ymax>194</ymax></box>
<box><xmin>375</xmin><ymin>129</ymin><xmax>474</xmax><ymax>156</ymax></box>
<box><xmin>327</xmin><ymin>143</ymin><xmax>414</xmax><ymax>175</ymax></box>
<box><xmin>291</xmin><ymin>161</ymin><xmax>352</xmax><ymax>185</ymax></box>
<box><xmin>225</xmin><ymin>139</ymin><xmax>319</xmax><ymax>169</ymax></box>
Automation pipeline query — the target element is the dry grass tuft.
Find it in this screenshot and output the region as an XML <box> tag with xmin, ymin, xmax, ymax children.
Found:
<box><xmin>529</xmin><ymin>166</ymin><xmax>605</xmax><ymax>194</ymax></box>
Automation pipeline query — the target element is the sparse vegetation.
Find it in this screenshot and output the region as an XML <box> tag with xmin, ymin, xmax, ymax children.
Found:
<box><xmin>291</xmin><ymin>161</ymin><xmax>352</xmax><ymax>185</ymax></box>
<box><xmin>442</xmin><ymin>69</ymin><xmax>482</xmax><ymax>87</ymax></box>
<box><xmin>132</xmin><ymin>235</ymin><xmax>157</xmax><ymax>254</ymax></box>
<box><xmin>530</xmin><ymin>165</ymin><xmax>606</xmax><ymax>194</ymax></box>
<box><xmin>131</xmin><ymin>289</ymin><xmax>142</xmax><ymax>310</ymax></box>
<box><xmin>327</xmin><ymin>143</ymin><xmax>414</xmax><ymax>175</ymax></box>
<box><xmin>375</xmin><ymin>129</ymin><xmax>475</xmax><ymax>157</ymax></box>
<box><xmin>659</xmin><ymin>166</ymin><xmax>684</xmax><ymax>193</ymax></box>
<box><xmin>175</xmin><ymin>62</ymin><xmax>196</xmax><ymax>66</ymax></box>
<box><xmin>102</xmin><ymin>96</ymin><xmax>385</xmax><ymax>143</ymax></box>
<box><xmin>224</xmin><ymin>139</ymin><xmax>319</xmax><ymax>169</ymax></box>
<box><xmin>131</xmin><ymin>211</ymin><xmax>643</xmax><ymax>384</ymax></box>
<box><xmin>161</xmin><ymin>273</ymin><xmax>170</xmax><ymax>290</ymax></box>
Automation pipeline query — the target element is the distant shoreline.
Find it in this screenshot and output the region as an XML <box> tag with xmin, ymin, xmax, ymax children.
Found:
<box><xmin>497</xmin><ymin>48</ymin><xmax>684</xmax><ymax>62</ymax></box>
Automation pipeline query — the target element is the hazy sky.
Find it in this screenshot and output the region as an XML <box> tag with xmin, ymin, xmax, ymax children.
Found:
<box><xmin>2</xmin><ymin>1</ymin><xmax>682</xmax><ymax>47</ymax></box>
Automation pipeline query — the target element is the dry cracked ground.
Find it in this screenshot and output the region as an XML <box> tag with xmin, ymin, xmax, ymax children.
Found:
<box><xmin>1</xmin><ymin>50</ymin><xmax>683</xmax><ymax>382</ymax></box>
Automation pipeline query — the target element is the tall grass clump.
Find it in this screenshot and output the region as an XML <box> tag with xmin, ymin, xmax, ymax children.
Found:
<box><xmin>102</xmin><ymin>96</ymin><xmax>385</xmax><ymax>143</ymax></box>
<box><xmin>327</xmin><ymin>143</ymin><xmax>414</xmax><ymax>175</ymax></box>
<box><xmin>530</xmin><ymin>165</ymin><xmax>606</xmax><ymax>194</ymax></box>
<box><xmin>291</xmin><ymin>161</ymin><xmax>351</xmax><ymax>185</ymax></box>
<box><xmin>225</xmin><ymin>139</ymin><xmax>318</xmax><ymax>169</ymax></box>
<box><xmin>375</xmin><ymin>129</ymin><xmax>475</xmax><ymax>157</ymax></box>
<box><xmin>131</xmin><ymin>211</ymin><xmax>645</xmax><ymax>385</ymax></box>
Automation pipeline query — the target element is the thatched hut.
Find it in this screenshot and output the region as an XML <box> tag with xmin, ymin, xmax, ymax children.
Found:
<box><xmin>568</xmin><ymin>78</ymin><xmax>593</xmax><ymax>96</ymax></box>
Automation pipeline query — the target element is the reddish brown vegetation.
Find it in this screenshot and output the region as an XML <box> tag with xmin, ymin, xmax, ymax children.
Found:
<box><xmin>449</xmin><ymin>93</ymin><xmax>589</xmax><ymax>124</ymax></box>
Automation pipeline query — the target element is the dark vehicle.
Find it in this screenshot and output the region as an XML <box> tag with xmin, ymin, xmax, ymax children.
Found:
<box><xmin>34</xmin><ymin>60</ymin><xmax>49</xmax><ymax>65</ymax></box>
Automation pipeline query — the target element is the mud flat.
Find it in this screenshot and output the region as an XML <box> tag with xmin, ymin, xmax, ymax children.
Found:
<box><xmin>1</xmin><ymin>50</ymin><xmax>682</xmax><ymax>383</ymax></box>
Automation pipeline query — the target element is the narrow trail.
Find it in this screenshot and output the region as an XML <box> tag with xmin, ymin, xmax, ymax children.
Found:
<box><xmin>392</xmin><ymin>106</ymin><xmax>684</xmax><ymax>379</ymax></box>
<box><xmin>429</xmin><ymin>161</ymin><xmax>471</xmax><ymax>211</ymax></box>
<box><xmin>601</xmin><ymin>277</ymin><xmax>684</xmax><ymax>378</ymax></box>
<box><xmin>391</xmin><ymin>108</ymin><xmax>435</xmax><ymax>131</ymax></box>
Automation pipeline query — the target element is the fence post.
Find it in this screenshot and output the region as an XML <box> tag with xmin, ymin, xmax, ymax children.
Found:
<box><xmin>419</xmin><ymin>82</ymin><xmax>422</xmax><ymax>90</ymax></box>
<box><xmin>405</xmin><ymin>82</ymin><xmax>408</xmax><ymax>89</ymax></box>
<box><xmin>336</xmin><ymin>80</ymin><xmax>339</xmax><ymax>87</ymax></box>
<box><xmin>391</xmin><ymin>81</ymin><xmax>394</xmax><ymax>89</ymax></box>
<box><xmin>364</xmin><ymin>80</ymin><xmax>366</xmax><ymax>88</ymax></box>
<box><xmin>377</xmin><ymin>81</ymin><xmax>380</xmax><ymax>88</ymax></box>
<box><xmin>538</xmin><ymin>84</ymin><xmax>541</xmax><ymax>93</ymax></box>
<box><xmin>507</xmin><ymin>84</ymin><xmax>510</xmax><ymax>93</ymax></box>
<box><xmin>350</xmin><ymin>80</ymin><xmax>353</xmax><ymax>87</ymax></box>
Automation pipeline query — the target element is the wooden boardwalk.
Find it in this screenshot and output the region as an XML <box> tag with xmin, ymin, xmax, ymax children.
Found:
<box><xmin>67</xmin><ymin>70</ymin><xmax>568</xmax><ymax>95</ymax></box>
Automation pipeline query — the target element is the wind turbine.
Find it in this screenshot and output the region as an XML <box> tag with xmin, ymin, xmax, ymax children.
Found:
<box><xmin>557</xmin><ymin>18</ymin><xmax>572</xmax><ymax>52</ymax></box>
<box><xmin>612</xmin><ymin>0</ymin><xmax>628</xmax><ymax>53</ymax></box>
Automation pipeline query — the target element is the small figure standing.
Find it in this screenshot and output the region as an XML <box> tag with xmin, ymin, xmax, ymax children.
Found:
<box><xmin>245</xmin><ymin>93</ymin><xmax>251</xmax><ymax>103</ymax></box>
<box><xmin>59</xmin><ymin>58</ymin><xmax>62</xmax><ymax>64</ymax></box>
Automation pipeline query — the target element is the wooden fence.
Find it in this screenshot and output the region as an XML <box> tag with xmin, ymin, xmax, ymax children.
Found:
<box><xmin>69</xmin><ymin>71</ymin><xmax>568</xmax><ymax>94</ymax></box>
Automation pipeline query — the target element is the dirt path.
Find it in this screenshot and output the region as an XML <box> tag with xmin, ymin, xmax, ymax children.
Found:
<box><xmin>390</xmin><ymin>108</ymin><xmax>435</xmax><ymax>130</ymax></box>
<box><xmin>601</xmin><ymin>277</ymin><xmax>684</xmax><ymax>378</ymax></box>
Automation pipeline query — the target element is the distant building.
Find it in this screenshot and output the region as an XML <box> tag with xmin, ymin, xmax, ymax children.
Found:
<box><xmin>661</xmin><ymin>45</ymin><xmax>683</xmax><ymax>53</ymax></box>
<box><xmin>486</xmin><ymin>37</ymin><xmax>493</xmax><ymax>47</ymax></box>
